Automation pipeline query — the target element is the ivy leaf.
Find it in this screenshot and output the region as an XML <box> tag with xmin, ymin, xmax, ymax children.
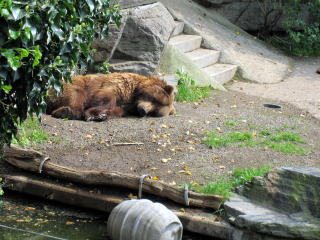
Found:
<box><xmin>30</xmin><ymin>26</ymin><xmax>37</xmax><ymax>40</ymax></box>
<box><xmin>53</xmin><ymin>80</ymin><xmax>61</xmax><ymax>93</ymax></box>
<box><xmin>1</xmin><ymin>9</ymin><xmax>11</xmax><ymax>18</ymax></box>
<box><xmin>8</xmin><ymin>57</ymin><xmax>21</xmax><ymax>71</ymax></box>
<box><xmin>23</xmin><ymin>27</ymin><xmax>31</xmax><ymax>40</ymax></box>
<box><xmin>9</xmin><ymin>29</ymin><xmax>20</xmax><ymax>40</ymax></box>
<box><xmin>86</xmin><ymin>0</ymin><xmax>94</xmax><ymax>12</ymax></box>
<box><xmin>11</xmin><ymin>7</ymin><xmax>26</xmax><ymax>21</ymax></box>
<box><xmin>19</xmin><ymin>48</ymin><xmax>29</xmax><ymax>58</ymax></box>
<box><xmin>1</xmin><ymin>85</ymin><xmax>13</xmax><ymax>94</ymax></box>
<box><xmin>32</xmin><ymin>46</ymin><xmax>42</xmax><ymax>67</ymax></box>
<box><xmin>51</xmin><ymin>25</ymin><xmax>64</xmax><ymax>40</ymax></box>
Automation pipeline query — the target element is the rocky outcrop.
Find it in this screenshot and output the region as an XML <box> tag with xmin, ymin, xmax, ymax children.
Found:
<box><xmin>192</xmin><ymin>0</ymin><xmax>311</xmax><ymax>32</ymax></box>
<box><xmin>109</xmin><ymin>60</ymin><xmax>156</xmax><ymax>76</ymax></box>
<box><xmin>111</xmin><ymin>2</ymin><xmax>175</xmax><ymax>75</ymax></box>
<box><xmin>92</xmin><ymin>11</ymin><xmax>128</xmax><ymax>63</ymax></box>
<box><xmin>224</xmin><ymin>167</ymin><xmax>320</xmax><ymax>240</ymax></box>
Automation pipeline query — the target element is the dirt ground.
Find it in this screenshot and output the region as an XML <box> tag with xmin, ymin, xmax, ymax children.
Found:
<box><xmin>31</xmin><ymin>89</ymin><xmax>320</xmax><ymax>186</ymax></box>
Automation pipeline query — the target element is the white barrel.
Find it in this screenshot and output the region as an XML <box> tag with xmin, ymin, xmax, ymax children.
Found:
<box><xmin>107</xmin><ymin>199</ymin><xmax>183</xmax><ymax>240</ymax></box>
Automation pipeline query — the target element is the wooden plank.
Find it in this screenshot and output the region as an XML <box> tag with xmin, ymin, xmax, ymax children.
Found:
<box><xmin>3</xmin><ymin>145</ymin><xmax>225</xmax><ymax>209</ymax></box>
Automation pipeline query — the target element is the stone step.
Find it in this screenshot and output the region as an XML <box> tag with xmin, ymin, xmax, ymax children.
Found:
<box><xmin>202</xmin><ymin>64</ymin><xmax>237</xmax><ymax>85</ymax></box>
<box><xmin>172</xmin><ymin>21</ymin><xmax>184</xmax><ymax>37</ymax></box>
<box><xmin>185</xmin><ymin>48</ymin><xmax>220</xmax><ymax>68</ymax></box>
<box><xmin>168</xmin><ymin>34</ymin><xmax>202</xmax><ymax>53</ymax></box>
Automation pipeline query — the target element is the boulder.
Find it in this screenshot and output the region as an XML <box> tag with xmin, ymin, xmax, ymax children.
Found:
<box><xmin>224</xmin><ymin>167</ymin><xmax>320</xmax><ymax>240</ymax></box>
<box><xmin>192</xmin><ymin>0</ymin><xmax>311</xmax><ymax>32</ymax></box>
<box><xmin>92</xmin><ymin>11</ymin><xmax>128</xmax><ymax>63</ymax></box>
<box><xmin>112</xmin><ymin>2</ymin><xmax>175</xmax><ymax>75</ymax></box>
<box><xmin>109</xmin><ymin>60</ymin><xmax>156</xmax><ymax>76</ymax></box>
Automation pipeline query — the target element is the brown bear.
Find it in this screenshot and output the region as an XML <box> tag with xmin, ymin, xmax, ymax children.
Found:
<box><xmin>46</xmin><ymin>72</ymin><xmax>176</xmax><ymax>121</ymax></box>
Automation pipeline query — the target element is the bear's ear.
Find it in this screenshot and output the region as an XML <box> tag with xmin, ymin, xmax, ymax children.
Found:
<box><xmin>163</xmin><ymin>85</ymin><xmax>174</xmax><ymax>95</ymax></box>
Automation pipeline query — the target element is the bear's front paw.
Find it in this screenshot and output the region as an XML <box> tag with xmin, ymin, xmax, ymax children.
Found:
<box><xmin>52</xmin><ymin>106</ymin><xmax>72</xmax><ymax>119</ymax></box>
<box><xmin>86</xmin><ymin>113</ymin><xmax>108</xmax><ymax>122</ymax></box>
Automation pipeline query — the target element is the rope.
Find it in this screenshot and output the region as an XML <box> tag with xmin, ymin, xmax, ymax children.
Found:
<box><xmin>138</xmin><ymin>174</ymin><xmax>150</xmax><ymax>199</ymax></box>
<box><xmin>0</xmin><ymin>223</ymin><xmax>67</xmax><ymax>240</ymax></box>
<box><xmin>184</xmin><ymin>184</ymin><xmax>190</xmax><ymax>206</ymax></box>
<box><xmin>38</xmin><ymin>156</ymin><xmax>50</xmax><ymax>173</ymax></box>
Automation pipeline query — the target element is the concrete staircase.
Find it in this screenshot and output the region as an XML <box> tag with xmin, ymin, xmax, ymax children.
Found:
<box><xmin>160</xmin><ymin>21</ymin><xmax>237</xmax><ymax>90</ymax></box>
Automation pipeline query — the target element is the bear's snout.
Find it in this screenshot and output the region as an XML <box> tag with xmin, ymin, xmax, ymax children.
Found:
<box><xmin>137</xmin><ymin>101</ymin><xmax>154</xmax><ymax>117</ymax></box>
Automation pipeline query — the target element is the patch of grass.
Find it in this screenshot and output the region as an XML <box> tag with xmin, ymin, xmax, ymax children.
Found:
<box><xmin>224</xmin><ymin>121</ymin><xmax>237</xmax><ymax>127</ymax></box>
<box><xmin>194</xmin><ymin>179</ymin><xmax>234</xmax><ymax>198</ymax></box>
<box><xmin>193</xmin><ymin>166</ymin><xmax>271</xmax><ymax>197</ymax></box>
<box><xmin>232</xmin><ymin>166</ymin><xmax>272</xmax><ymax>186</ymax></box>
<box><xmin>12</xmin><ymin>118</ymin><xmax>48</xmax><ymax>146</ymax></box>
<box><xmin>269</xmin><ymin>132</ymin><xmax>305</xmax><ymax>143</ymax></box>
<box><xmin>232</xmin><ymin>71</ymin><xmax>241</xmax><ymax>81</ymax></box>
<box><xmin>203</xmin><ymin>131</ymin><xmax>253</xmax><ymax>148</ymax></box>
<box><xmin>203</xmin><ymin>127</ymin><xmax>309</xmax><ymax>155</ymax></box>
<box><xmin>175</xmin><ymin>69</ymin><xmax>212</xmax><ymax>102</ymax></box>
<box><xmin>263</xmin><ymin>141</ymin><xmax>308</xmax><ymax>155</ymax></box>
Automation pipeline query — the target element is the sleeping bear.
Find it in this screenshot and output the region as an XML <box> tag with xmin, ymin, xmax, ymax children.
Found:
<box><xmin>46</xmin><ymin>72</ymin><xmax>176</xmax><ymax>121</ymax></box>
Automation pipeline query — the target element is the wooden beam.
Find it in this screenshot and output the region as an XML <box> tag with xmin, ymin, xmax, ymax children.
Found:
<box><xmin>3</xmin><ymin>145</ymin><xmax>225</xmax><ymax>209</ymax></box>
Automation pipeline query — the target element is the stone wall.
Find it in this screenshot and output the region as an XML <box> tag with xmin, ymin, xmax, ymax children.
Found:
<box><xmin>193</xmin><ymin>0</ymin><xmax>311</xmax><ymax>31</ymax></box>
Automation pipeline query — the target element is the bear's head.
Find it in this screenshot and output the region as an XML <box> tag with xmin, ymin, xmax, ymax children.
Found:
<box><xmin>136</xmin><ymin>85</ymin><xmax>176</xmax><ymax>117</ymax></box>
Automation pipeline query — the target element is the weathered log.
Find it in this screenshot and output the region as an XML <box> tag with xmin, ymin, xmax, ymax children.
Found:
<box><xmin>3</xmin><ymin>145</ymin><xmax>225</xmax><ymax>209</ymax></box>
<box><xmin>1</xmin><ymin>174</ymin><xmax>121</xmax><ymax>212</ymax></box>
<box><xmin>1</xmin><ymin>174</ymin><xmax>233</xmax><ymax>238</ymax></box>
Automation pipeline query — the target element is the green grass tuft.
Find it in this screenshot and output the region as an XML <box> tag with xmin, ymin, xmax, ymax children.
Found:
<box><xmin>175</xmin><ymin>69</ymin><xmax>212</xmax><ymax>102</ymax></box>
<box><xmin>194</xmin><ymin>179</ymin><xmax>234</xmax><ymax>198</ymax></box>
<box><xmin>193</xmin><ymin>166</ymin><xmax>271</xmax><ymax>197</ymax></box>
<box><xmin>232</xmin><ymin>166</ymin><xmax>272</xmax><ymax>186</ymax></box>
<box><xmin>224</xmin><ymin>121</ymin><xmax>237</xmax><ymax>127</ymax></box>
<box><xmin>12</xmin><ymin>118</ymin><xmax>48</xmax><ymax>146</ymax></box>
<box><xmin>263</xmin><ymin>141</ymin><xmax>308</xmax><ymax>155</ymax></box>
<box><xmin>203</xmin><ymin>127</ymin><xmax>308</xmax><ymax>155</ymax></box>
<box><xmin>203</xmin><ymin>132</ymin><xmax>253</xmax><ymax>148</ymax></box>
<box><xmin>269</xmin><ymin>132</ymin><xmax>305</xmax><ymax>143</ymax></box>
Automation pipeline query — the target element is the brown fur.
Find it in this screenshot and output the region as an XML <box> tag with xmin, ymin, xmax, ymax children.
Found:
<box><xmin>46</xmin><ymin>72</ymin><xmax>176</xmax><ymax>121</ymax></box>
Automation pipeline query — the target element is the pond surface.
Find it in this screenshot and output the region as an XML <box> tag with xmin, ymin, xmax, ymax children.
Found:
<box><xmin>0</xmin><ymin>192</ymin><xmax>108</xmax><ymax>240</ymax></box>
<box><xmin>0</xmin><ymin>191</ymin><xmax>213</xmax><ymax>240</ymax></box>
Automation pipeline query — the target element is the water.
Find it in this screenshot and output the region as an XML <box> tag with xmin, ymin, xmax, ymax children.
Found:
<box><xmin>0</xmin><ymin>192</ymin><xmax>109</xmax><ymax>240</ymax></box>
<box><xmin>0</xmin><ymin>191</ymin><xmax>213</xmax><ymax>240</ymax></box>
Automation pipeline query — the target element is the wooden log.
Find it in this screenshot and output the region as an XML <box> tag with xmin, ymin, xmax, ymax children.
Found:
<box><xmin>1</xmin><ymin>174</ymin><xmax>121</xmax><ymax>212</ymax></box>
<box><xmin>3</xmin><ymin>145</ymin><xmax>225</xmax><ymax>209</ymax></box>
<box><xmin>1</xmin><ymin>174</ymin><xmax>233</xmax><ymax>238</ymax></box>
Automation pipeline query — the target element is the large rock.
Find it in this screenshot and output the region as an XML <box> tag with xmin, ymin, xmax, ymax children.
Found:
<box><xmin>224</xmin><ymin>167</ymin><xmax>320</xmax><ymax>240</ymax></box>
<box><xmin>159</xmin><ymin>0</ymin><xmax>291</xmax><ymax>84</ymax></box>
<box><xmin>239</xmin><ymin>167</ymin><xmax>320</xmax><ymax>218</ymax></box>
<box><xmin>111</xmin><ymin>2</ymin><xmax>175</xmax><ymax>75</ymax></box>
<box><xmin>192</xmin><ymin>0</ymin><xmax>311</xmax><ymax>32</ymax></box>
<box><xmin>109</xmin><ymin>60</ymin><xmax>156</xmax><ymax>76</ymax></box>
<box><xmin>92</xmin><ymin>11</ymin><xmax>128</xmax><ymax>63</ymax></box>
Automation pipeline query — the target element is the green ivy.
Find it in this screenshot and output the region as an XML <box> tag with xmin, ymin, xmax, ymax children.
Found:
<box><xmin>0</xmin><ymin>0</ymin><xmax>121</xmax><ymax>147</ymax></box>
